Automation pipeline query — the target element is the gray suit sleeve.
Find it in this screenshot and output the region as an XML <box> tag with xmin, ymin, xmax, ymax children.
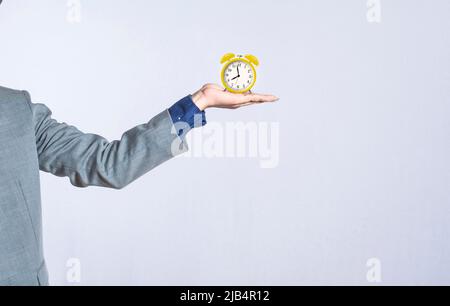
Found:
<box><xmin>24</xmin><ymin>91</ymin><xmax>188</xmax><ymax>189</ymax></box>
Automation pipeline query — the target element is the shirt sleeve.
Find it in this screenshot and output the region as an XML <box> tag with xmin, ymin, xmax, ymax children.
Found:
<box><xmin>168</xmin><ymin>95</ymin><xmax>207</xmax><ymax>137</ymax></box>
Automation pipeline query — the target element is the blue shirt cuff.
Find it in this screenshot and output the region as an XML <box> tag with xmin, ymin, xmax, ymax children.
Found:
<box><xmin>168</xmin><ymin>95</ymin><xmax>207</xmax><ymax>136</ymax></box>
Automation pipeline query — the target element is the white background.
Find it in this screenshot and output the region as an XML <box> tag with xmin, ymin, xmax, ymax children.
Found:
<box><xmin>0</xmin><ymin>0</ymin><xmax>449</xmax><ymax>285</ymax></box>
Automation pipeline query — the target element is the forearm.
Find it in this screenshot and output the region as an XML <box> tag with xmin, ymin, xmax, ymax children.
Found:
<box><xmin>40</xmin><ymin>109</ymin><xmax>185</xmax><ymax>189</ymax></box>
<box><xmin>28</xmin><ymin>93</ymin><xmax>189</xmax><ymax>189</ymax></box>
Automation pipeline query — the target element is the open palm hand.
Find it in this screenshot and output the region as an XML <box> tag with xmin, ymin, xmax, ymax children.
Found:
<box><xmin>192</xmin><ymin>84</ymin><xmax>279</xmax><ymax>111</ymax></box>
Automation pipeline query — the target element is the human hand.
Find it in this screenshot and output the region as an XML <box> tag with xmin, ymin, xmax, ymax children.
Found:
<box><xmin>191</xmin><ymin>84</ymin><xmax>279</xmax><ymax>111</ymax></box>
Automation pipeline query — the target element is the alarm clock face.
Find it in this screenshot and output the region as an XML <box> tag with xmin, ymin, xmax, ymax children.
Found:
<box><xmin>223</xmin><ymin>60</ymin><xmax>256</xmax><ymax>93</ymax></box>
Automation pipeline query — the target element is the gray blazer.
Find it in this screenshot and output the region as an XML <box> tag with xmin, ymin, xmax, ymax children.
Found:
<box><xmin>0</xmin><ymin>86</ymin><xmax>186</xmax><ymax>285</ymax></box>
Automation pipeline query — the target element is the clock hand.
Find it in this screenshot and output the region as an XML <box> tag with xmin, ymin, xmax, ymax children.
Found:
<box><xmin>231</xmin><ymin>75</ymin><xmax>239</xmax><ymax>80</ymax></box>
<box><xmin>237</xmin><ymin>66</ymin><xmax>240</xmax><ymax>77</ymax></box>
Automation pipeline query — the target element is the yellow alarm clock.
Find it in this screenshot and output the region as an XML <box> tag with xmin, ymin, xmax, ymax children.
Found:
<box><xmin>220</xmin><ymin>53</ymin><xmax>259</xmax><ymax>94</ymax></box>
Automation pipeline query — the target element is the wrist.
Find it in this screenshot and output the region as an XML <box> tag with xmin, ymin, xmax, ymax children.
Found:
<box><xmin>192</xmin><ymin>90</ymin><xmax>208</xmax><ymax>111</ymax></box>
